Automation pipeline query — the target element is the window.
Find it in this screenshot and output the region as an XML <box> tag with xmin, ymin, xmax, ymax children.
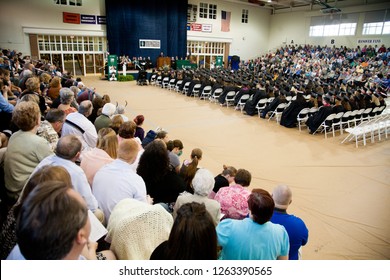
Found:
<box><xmin>323</xmin><ymin>24</ymin><xmax>339</xmax><ymax>36</ymax></box>
<box><xmin>242</xmin><ymin>9</ymin><xmax>248</xmax><ymax>23</ymax></box>
<box><xmin>309</xmin><ymin>13</ymin><xmax>358</xmax><ymax>37</ymax></box>
<box><xmin>199</xmin><ymin>3</ymin><xmax>217</xmax><ymax>19</ymax></box>
<box><xmin>208</xmin><ymin>4</ymin><xmax>217</xmax><ymax>19</ymax></box>
<box><xmin>339</xmin><ymin>23</ymin><xmax>356</xmax><ymax>36</ymax></box>
<box><xmin>309</xmin><ymin>26</ymin><xmax>324</xmax><ymax>37</ymax></box>
<box><xmin>383</xmin><ymin>21</ymin><xmax>390</xmax><ymax>34</ymax></box>
<box><xmin>199</xmin><ymin>3</ymin><xmax>208</xmax><ymax>19</ymax></box>
<box><xmin>362</xmin><ymin>22</ymin><xmax>384</xmax><ymax>35</ymax></box>
<box><xmin>55</xmin><ymin>0</ymin><xmax>82</xmax><ymax>6</ymax></box>
<box><xmin>187</xmin><ymin>4</ymin><xmax>197</xmax><ymax>22</ymax></box>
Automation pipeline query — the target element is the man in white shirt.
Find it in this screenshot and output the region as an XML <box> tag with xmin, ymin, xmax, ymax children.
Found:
<box><xmin>33</xmin><ymin>135</ymin><xmax>102</xmax><ymax>220</ymax></box>
<box><xmin>93</xmin><ymin>139</ymin><xmax>151</xmax><ymax>225</ymax></box>
<box><xmin>61</xmin><ymin>100</ymin><xmax>97</xmax><ymax>152</ymax></box>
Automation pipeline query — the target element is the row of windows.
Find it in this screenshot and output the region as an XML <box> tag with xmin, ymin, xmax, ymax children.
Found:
<box><xmin>38</xmin><ymin>35</ymin><xmax>106</xmax><ymax>52</ymax></box>
<box><xmin>309</xmin><ymin>23</ymin><xmax>357</xmax><ymax>36</ymax></box>
<box><xmin>54</xmin><ymin>0</ymin><xmax>82</xmax><ymax>6</ymax></box>
<box><xmin>363</xmin><ymin>22</ymin><xmax>390</xmax><ymax>35</ymax></box>
<box><xmin>187</xmin><ymin>41</ymin><xmax>225</xmax><ymax>55</ymax></box>
<box><xmin>309</xmin><ymin>21</ymin><xmax>390</xmax><ymax>37</ymax></box>
<box><xmin>188</xmin><ymin>3</ymin><xmax>248</xmax><ymax>24</ymax></box>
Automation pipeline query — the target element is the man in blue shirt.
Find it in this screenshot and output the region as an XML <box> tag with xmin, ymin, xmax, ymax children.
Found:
<box><xmin>271</xmin><ymin>185</ymin><xmax>309</xmax><ymax>260</ymax></box>
<box><xmin>0</xmin><ymin>80</ymin><xmax>14</xmax><ymax>131</ymax></box>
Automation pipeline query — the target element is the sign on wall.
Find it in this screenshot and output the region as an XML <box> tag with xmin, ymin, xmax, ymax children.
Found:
<box><xmin>63</xmin><ymin>12</ymin><xmax>80</xmax><ymax>24</ymax></box>
<box><xmin>357</xmin><ymin>38</ymin><xmax>382</xmax><ymax>44</ymax></box>
<box><xmin>81</xmin><ymin>14</ymin><xmax>96</xmax><ymax>24</ymax></box>
<box><xmin>202</xmin><ymin>24</ymin><xmax>212</xmax><ymax>32</ymax></box>
<box><xmin>63</xmin><ymin>12</ymin><xmax>105</xmax><ymax>25</ymax></box>
<box><xmin>139</xmin><ymin>40</ymin><xmax>161</xmax><ymax>49</ymax></box>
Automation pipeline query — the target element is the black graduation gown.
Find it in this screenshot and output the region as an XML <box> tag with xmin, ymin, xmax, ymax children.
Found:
<box><xmin>280</xmin><ymin>100</ymin><xmax>308</xmax><ymax>128</ymax></box>
<box><xmin>234</xmin><ymin>88</ymin><xmax>250</xmax><ymax>106</ymax></box>
<box><xmin>243</xmin><ymin>89</ymin><xmax>267</xmax><ymax>116</ymax></box>
<box><xmin>218</xmin><ymin>86</ymin><xmax>238</xmax><ymax>104</ymax></box>
<box><xmin>306</xmin><ymin>105</ymin><xmax>333</xmax><ymax>133</ymax></box>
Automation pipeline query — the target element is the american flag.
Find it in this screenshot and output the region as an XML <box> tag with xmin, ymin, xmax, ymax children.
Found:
<box><xmin>221</xmin><ymin>11</ymin><xmax>231</xmax><ymax>32</ymax></box>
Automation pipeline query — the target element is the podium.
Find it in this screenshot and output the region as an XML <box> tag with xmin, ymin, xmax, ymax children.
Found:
<box><xmin>157</xmin><ymin>57</ymin><xmax>171</xmax><ymax>69</ymax></box>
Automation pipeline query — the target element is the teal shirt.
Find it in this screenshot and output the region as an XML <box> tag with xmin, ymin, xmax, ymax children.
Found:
<box><xmin>217</xmin><ymin>218</ymin><xmax>289</xmax><ymax>260</ymax></box>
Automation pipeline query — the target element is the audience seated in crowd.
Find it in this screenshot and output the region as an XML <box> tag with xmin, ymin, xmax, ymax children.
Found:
<box><xmin>32</xmin><ymin>135</ymin><xmax>103</xmax><ymax>222</ymax></box>
<box><xmin>216</xmin><ymin>188</ymin><xmax>289</xmax><ymax>260</ymax></box>
<box><xmin>271</xmin><ymin>184</ymin><xmax>309</xmax><ymax>260</ymax></box>
<box><xmin>151</xmin><ymin>202</ymin><xmax>218</xmax><ymax>260</ymax></box>
<box><xmin>0</xmin><ymin>43</ymin><xmax>388</xmax><ymax>261</ymax></box>
<box><xmin>93</xmin><ymin>139</ymin><xmax>150</xmax><ymax>225</ymax></box>
<box><xmin>209</xmin><ymin>165</ymin><xmax>237</xmax><ymax>199</ymax></box>
<box><xmin>80</xmin><ymin>127</ymin><xmax>118</xmax><ymax>186</ymax></box>
<box><xmin>214</xmin><ymin>168</ymin><xmax>252</xmax><ymax>220</ymax></box>
<box><xmin>106</xmin><ymin>198</ymin><xmax>173</xmax><ymax>260</ymax></box>
<box><xmin>174</xmin><ymin>168</ymin><xmax>221</xmax><ymax>225</ymax></box>
<box><xmin>179</xmin><ymin>148</ymin><xmax>203</xmax><ymax>193</ymax></box>
<box><xmin>4</xmin><ymin>101</ymin><xmax>52</xmax><ymax>205</ymax></box>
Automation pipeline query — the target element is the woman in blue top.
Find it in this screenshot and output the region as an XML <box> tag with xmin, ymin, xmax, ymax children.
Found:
<box><xmin>216</xmin><ymin>188</ymin><xmax>289</xmax><ymax>260</ymax></box>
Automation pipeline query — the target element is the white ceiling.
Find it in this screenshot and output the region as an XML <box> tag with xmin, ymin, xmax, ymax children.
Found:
<box><xmin>231</xmin><ymin>0</ymin><xmax>388</xmax><ymax>11</ymax></box>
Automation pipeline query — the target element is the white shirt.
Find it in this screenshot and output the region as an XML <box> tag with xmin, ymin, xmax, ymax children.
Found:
<box><xmin>92</xmin><ymin>159</ymin><xmax>147</xmax><ymax>224</ymax></box>
<box><xmin>33</xmin><ymin>155</ymin><xmax>98</xmax><ymax>212</ymax></box>
<box><xmin>61</xmin><ymin>112</ymin><xmax>97</xmax><ymax>152</ymax></box>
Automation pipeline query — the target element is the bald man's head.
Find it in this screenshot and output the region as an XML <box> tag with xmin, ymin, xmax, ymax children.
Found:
<box><xmin>272</xmin><ymin>185</ymin><xmax>292</xmax><ymax>210</ymax></box>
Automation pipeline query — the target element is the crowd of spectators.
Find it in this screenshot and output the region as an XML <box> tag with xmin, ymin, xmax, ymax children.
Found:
<box><xmin>1</xmin><ymin>43</ymin><xmax>388</xmax><ymax>260</ymax></box>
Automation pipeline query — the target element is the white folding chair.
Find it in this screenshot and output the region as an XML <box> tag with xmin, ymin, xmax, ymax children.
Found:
<box><xmin>268</xmin><ymin>103</ymin><xmax>288</xmax><ymax>123</ymax></box>
<box><xmin>161</xmin><ymin>77</ymin><xmax>170</xmax><ymax>88</ymax></box>
<box><xmin>191</xmin><ymin>83</ymin><xmax>202</xmax><ymax>97</ymax></box>
<box><xmin>200</xmin><ymin>86</ymin><xmax>212</xmax><ymax>100</ymax></box>
<box><xmin>175</xmin><ymin>80</ymin><xmax>183</xmax><ymax>92</ymax></box>
<box><xmin>256</xmin><ymin>98</ymin><xmax>268</xmax><ymax>117</ymax></box>
<box><xmin>224</xmin><ymin>91</ymin><xmax>237</xmax><ymax>108</ymax></box>
<box><xmin>149</xmin><ymin>74</ymin><xmax>157</xmax><ymax>85</ymax></box>
<box><xmin>167</xmin><ymin>79</ymin><xmax>176</xmax><ymax>90</ymax></box>
<box><xmin>331</xmin><ymin>112</ymin><xmax>344</xmax><ymax>137</ymax></box>
<box><xmin>182</xmin><ymin>82</ymin><xmax>191</xmax><ymax>95</ymax></box>
<box><xmin>235</xmin><ymin>94</ymin><xmax>250</xmax><ymax>112</ymax></box>
<box><xmin>210</xmin><ymin>88</ymin><xmax>223</xmax><ymax>103</ymax></box>
<box><xmin>297</xmin><ymin>108</ymin><xmax>310</xmax><ymax>131</ymax></box>
<box><xmin>313</xmin><ymin>113</ymin><xmax>336</xmax><ymax>139</ymax></box>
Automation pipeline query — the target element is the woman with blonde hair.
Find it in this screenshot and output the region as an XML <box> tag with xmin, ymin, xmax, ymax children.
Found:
<box><xmin>179</xmin><ymin>148</ymin><xmax>203</xmax><ymax>194</ymax></box>
<box><xmin>19</xmin><ymin>77</ymin><xmax>47</xmax><ymax>114</ymax></box>
<box><xmin>80</xmin><ymin>127</ymin><xmax>118</xmax><ymax>186</ymax></box>
<box><xmin>109</xmin><ymin>115</ymin><xmax>124</xmax><ymax>134</ymax></box>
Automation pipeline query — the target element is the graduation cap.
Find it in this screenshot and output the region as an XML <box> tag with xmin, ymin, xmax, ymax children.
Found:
<box><xmin>343</xmin><ymin>95</ymin><xmax>350</xmax><ymax>101</ymax></box>
<box><xmin>336</xmin><ymin>95</ymin><xmax>343</xmax><ymax>101</ymax></box>
<box><xmin>323</xmin><ymin>95</ymin><xmax>331</xmax><ymax>103</ymax></box>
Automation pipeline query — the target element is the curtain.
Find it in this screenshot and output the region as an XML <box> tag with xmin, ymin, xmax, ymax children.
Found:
<box><xmin>105</xmin><ymin>0</ymin><xmax>188</xmax><ymax>63</ymax></box>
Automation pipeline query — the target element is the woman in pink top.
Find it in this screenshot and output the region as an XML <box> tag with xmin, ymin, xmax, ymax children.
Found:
<box><xmin>80</xmin><ymin>127</ymin><xmax>118</xmax><ymax>186</ymax></box>
<box><xmin>214</xmin><ymin>169</ymin><xmax>252</xmax><ymax>220</ymax></box>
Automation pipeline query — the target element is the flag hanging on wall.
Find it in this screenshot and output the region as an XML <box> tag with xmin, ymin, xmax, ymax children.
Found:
<box><xmin>221</xmin><ymin>11</ymin><xmax>231</xmax><ymax>32</ymax></box>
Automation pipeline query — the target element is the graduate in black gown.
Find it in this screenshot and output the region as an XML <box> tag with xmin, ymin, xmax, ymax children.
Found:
<box><xmin>280</xmin><ymin>91</ymin><xmax>309</xmax><ymax>128</ymax></box>
<box><xmin>306</xmin><ymin>95</ymin><xmax>333</xmax><ymax>134</ymax></box>
<box><xmin>243</xmin><ymin>83</ymin><xmax>267</xmax><ymax>116</ymax></box>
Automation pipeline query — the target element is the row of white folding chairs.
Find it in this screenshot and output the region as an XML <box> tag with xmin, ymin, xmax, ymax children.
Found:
<box><xmin>312</xmin><ymin>106</ymin><xmax>386</xmax><ymax>139</ymax></box>
<box><xmin>341</xmin><ymin>113</ymin><xmax>390</xmax><ymax>147</ymax></box>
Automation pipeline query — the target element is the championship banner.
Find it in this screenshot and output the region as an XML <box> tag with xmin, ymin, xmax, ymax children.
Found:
<box><xmin>108</xmin><ymin>55</ymin><xmax>118</xmax><ymax>81</ymax></box>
